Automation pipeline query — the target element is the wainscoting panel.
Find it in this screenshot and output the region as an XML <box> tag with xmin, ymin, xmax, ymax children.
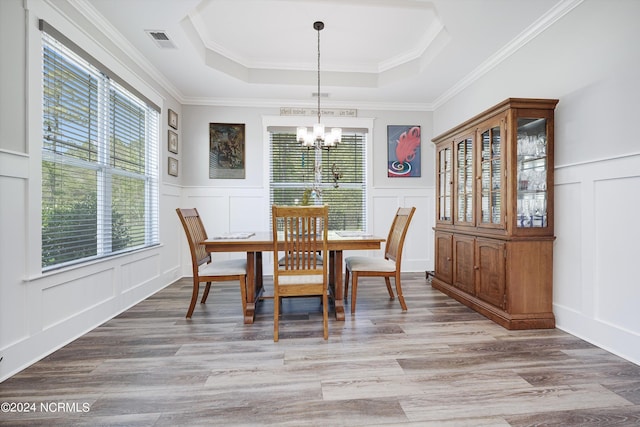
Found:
<box><xmin>41</xmin><ymin>268</ymin><xmax>115</xmax><ymax>330</ymax></box>
<box><xmin>553</xmin><ymin>182</ymin><xmax>583</xmax><ymax>315</ymax></box>
<box><xmin>0</xmin><ymin>168</ymin><xmax>30</xmax><ymax>347</ymax></box>
<box><xmin>370</xmin><ymin>190</ymin><xmax>434</xmax><ymax>272</ymax></box>
<box><xmin>593</xmin><ymin>175</ymin><xmax>640</xmax><ymax>329</ymax></box>
<box><xmin>181</xmin><ymin>190</ymin><xmax>267</xmax><ymax>268</ymax></box>
<box><xmin>180</xmin><ymin>188</ymin><xmax>435</xmax><ymax>275</ymax></box>
<box><xmin>554</xmin><ymin>154</ymin><xmax>640</xmax><ymax>365</ymax></box>
<box><xmin>120</xmin><ymin>252</ymin><xmax>161</xmax><ymax>293</ymax></box>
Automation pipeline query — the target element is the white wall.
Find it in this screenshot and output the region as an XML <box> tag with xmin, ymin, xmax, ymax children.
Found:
<box><xmin>0</xmin><ymin>0</ymin><xmax>434</xmax><ymax>382</ymax></box>
<box><xmin>3</xmin><ymin>0</ymin><xmax>637</xmax><ymax>383</ymax></box>
<box><xmin>0</xmin><ymin>0</ymin><xmax>184</xmax><ymax>381</ymax></box>
<box><xmin>179</xmin><ymin>104</ymin><xmax>434</xmax><ymax>276</ymax></box>
<box><xmin>433</xmin><ymin>0</ymin><xmax>640</xmax><ymax>364</ymax></box>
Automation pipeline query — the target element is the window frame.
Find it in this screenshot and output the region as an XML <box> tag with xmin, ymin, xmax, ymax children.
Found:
<box><xmin>39</xmin><ymin>20</ymin><xmax>160</xmax><ymax>272</ymax></box>
<box><xmin>263</xmin><ymin>116</ymin><xmax>374</xmax><ymax>233</ymax></box>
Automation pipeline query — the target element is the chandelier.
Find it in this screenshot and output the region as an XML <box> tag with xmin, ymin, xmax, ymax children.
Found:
<box><xmin>296</xmin><ymin>21</ymin><xmax>342</xmax><ymax>149</ymax></box>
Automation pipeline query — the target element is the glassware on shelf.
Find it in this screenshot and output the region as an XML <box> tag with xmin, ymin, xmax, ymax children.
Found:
<box><xmin>517</xmin><ymin>195</ymin><xmax>547</xmax><ymax>228</ymax></box>
<box><xmin>438</xmin><ymin>147</ymin><xmax>452</xmax><ymax>221</ymax></box>
<box><xmin>516</xmin><ymin>117</ymin><xmax>549</xmax><ymax>228</ymax></box>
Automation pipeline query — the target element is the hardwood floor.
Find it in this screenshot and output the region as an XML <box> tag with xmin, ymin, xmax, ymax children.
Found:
<box><xmin>2</xmin><ymin>273</ymin><xmax>640</xmax><ymax>426</ymax></box>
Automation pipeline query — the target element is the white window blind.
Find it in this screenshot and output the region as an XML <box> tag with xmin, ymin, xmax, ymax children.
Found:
<box><xmin>41</xmin><ymin>24</ymin><xmax>159</xmax><ymax>270</ymax></box>
<box><xmin>269</xmin><ymin>130</ymin><xmax>367</xmax><ymax>231</ymax></box>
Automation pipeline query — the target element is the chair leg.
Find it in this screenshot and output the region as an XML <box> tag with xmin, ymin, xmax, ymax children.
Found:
<box><xmin>344</xmin><ymin>267</ymin><xmax>350</xmax><ymax>299</ymax></box>
<box><xmin>274</xmin><ymin>295</ymin><xmax>279</xmax><ymax>342</ymax></box>
<box><xmin>394</xmin><ymin>272</ymin><xmax>407</xmax><ymax>311</ymax></box>
<box><xmin>239</xmin><ymin>276</ymin><xmax>247</xmax><ymax>316</ymax></box>
<box><xmin>384</xmin><ymin>277</ymin><xmax>395</xmax><ymax>299</ymax></box>
<box><xmin>186</xmin><ymin>279</ymin><xmax>200</xmax><ymax>318</ymax></box>
<box><xmin>350</xmin><ymin>273</ymin><xmax>359</xmax><ymax>314</ymax></box>
<box><xmin>201</xmin><ymin>282</ymin><xmax>211</xmax><ymax>303</ymax></box>
<box><xmin>322</xmin><ymin>289</ymin><xmax>329</xmax><ymax>340</ymax></box>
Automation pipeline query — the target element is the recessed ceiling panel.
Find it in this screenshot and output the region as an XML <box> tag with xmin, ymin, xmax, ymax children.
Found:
<box><xmin>189</xmin><ymin>0</ymin><xmax>442</xmax><ymax>73</ymax></box>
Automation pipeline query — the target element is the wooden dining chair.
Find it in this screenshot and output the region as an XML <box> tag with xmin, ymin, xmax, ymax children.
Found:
<box><xmin>176</xmin><ymin>208</ymin><xmax>247</xmax><ymax>318</ymax></box>
<box><xmin>272</xmin><ymin>205</ymin><xmax>329</xmax><ymax>341</ymax></box>
<box><xmin>344</xmin><ymin>206</ymin><xmax>416</xmax><ymax>314</ymax></box>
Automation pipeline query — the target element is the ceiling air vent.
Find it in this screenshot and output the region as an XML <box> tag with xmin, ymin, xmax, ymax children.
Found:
<box><xmin>145</xmin><ymin>30</ymin><xmax>177</xmax><ymax>49</ymax></box>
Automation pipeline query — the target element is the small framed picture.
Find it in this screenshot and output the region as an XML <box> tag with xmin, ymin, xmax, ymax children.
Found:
<box><xmin>168</xmin><ymin>157</ymin><xmax>178</xmax><ymax>176</ymax></box>
<box><xmin>168</xmin><ymin>109</ymin><xmax>178</xmax><ymax>129</ymax></box>
<box><xmin>168</xmin><ymin>130</ymin><xmax>178</xmax><ymax>154</ymax></box>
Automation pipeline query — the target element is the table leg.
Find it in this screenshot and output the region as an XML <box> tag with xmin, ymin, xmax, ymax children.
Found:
<box><xmin>244</xmin><ymin>252</ymin><xmax>256</xmax><ymax>324</ymax></box>
<box><xmin>331</xmin><ymin>250</ymin><xmax>345</xmax><ymax>321</ymax></box>
<box><xmin>256</xmin><ymin>252</ymin><xmax>263</xmax><ymax>290</ymax></box>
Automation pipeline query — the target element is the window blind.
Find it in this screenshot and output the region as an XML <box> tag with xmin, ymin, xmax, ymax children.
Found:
<box><xmin>269</xmin><ymin>131</ymin><xmax>367</xmax><ymax>231</ymax></box>
<box><xmin>41</xmin><ymin>28</ymin><xmax>159</xmax><ymax>270</ymax></box>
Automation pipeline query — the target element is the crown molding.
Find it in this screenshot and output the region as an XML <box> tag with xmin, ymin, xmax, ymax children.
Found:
<box><xmin>65</xmin><ymin>0</ymin><xmax>182</xmax><ymax>102</ymax></box>
<box><xmin>181</xmin><ymin>96</ymin><xmax>433</xmax><ymax>112</ymax></box>
<box><xmin>432</xmin><ymin>0</ymin><xmax>584</xmax><ymax>109</ymax></box>
<box><xmin>62</xmin><ymin>0</ymin><xmax>583</xmax><ymax>112</ymax></box>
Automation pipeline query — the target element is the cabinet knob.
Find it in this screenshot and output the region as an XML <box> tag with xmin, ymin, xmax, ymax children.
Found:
<box><xmin>447</xmin><ymin>257</ymin><xmax>452</xmax><ymax>261</ymax></box>
<box><xmin>474</xmin><ymin>265</ymin><xmax>479</xmax><ymax>270</ymax></box>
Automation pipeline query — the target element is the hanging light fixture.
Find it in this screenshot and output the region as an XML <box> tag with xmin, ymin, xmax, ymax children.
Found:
<box><xmin>297</xmin><ymin>21</ymin><xmax>342</xmax><ymax>149</ymax></box>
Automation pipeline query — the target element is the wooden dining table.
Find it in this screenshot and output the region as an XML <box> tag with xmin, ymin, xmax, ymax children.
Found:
<box><xmin>202</xmin><ymin>231</ymin><xmax>385</xmax><ymax>324</ymax></box>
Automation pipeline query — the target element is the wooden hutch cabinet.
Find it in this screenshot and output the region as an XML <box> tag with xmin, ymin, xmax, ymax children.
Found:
<box><xmin>432</xmin><ymin>98</ymin><xmax>558</xmax><ymax>329</ymax></box>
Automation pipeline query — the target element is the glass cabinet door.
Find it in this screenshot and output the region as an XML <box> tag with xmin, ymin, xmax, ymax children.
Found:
<box><xmin>516</xmin><ymin>118</ymin><xmax>548</xmax><ymax>228</ymax></box>
<box><xmin>437</xmin><ymin>145</ymin><xmax>452</xmax><ymax>222</ymax></box>
<box><xmin>479</xmin><ymin>124</ymin><xmax>502</xmax><ymax>226</ymax></box>
<box><xmin>456</xmin><ymin>137</ymin><xmax>474</xmax><ymax>224</ymax></box>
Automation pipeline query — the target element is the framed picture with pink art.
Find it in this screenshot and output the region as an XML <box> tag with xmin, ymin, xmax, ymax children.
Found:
<box><xmin>387</xmin><ymin>125</ymin><xmax>421</xmax><ymax>177</ymax></box>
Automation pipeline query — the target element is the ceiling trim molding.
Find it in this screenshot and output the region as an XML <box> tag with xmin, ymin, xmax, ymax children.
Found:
<box><xmin>432</xmin><ymin>0</ymin><xmax>585</xmax><ymax>109</ymax></box>
<box><xmin>67</xmin><ymin>0</ymin><xmax>182</xmax><ymax>103</ymax></box>
<box><xmin>182</xmin><ymin>96</ymin><xmax>433</xmax><ymax>112</ymax></box>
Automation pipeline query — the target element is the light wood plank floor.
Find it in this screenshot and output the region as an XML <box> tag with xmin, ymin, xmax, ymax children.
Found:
<box><xmin>1</xmin><ymin>273</ymin><xmax>639</xmax><ymax>426</ymax></box>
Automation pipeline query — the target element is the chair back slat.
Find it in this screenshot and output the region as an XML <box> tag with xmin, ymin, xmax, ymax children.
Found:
<box><xmin>385</xmin><ymin>207</ymin><xmax>416</xmax><ymax>263</ymax></box>
<box><xmin>274</xmin><ymin>205</ymin><xmax>327</xmax><ymax>273</ymax></box>
<box><xmin>176</xmin><ymin>208</ymin><xmax>211</xmax><ymax>269</ymax></box>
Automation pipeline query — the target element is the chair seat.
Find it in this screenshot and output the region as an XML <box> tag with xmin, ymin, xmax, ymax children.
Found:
<box><xmin>345</xmin><ymin>256</ymin><xmax>396</xmax><ymax>272</ymax></box>
<box><xmin>276</xmin><ymin>273</ymin><xmax>324</xmax><ymax>285</ymax></box>
<box><xmin>199</xmin><ymin>258</ymin><xmax>247</xmax><ymax>276</ymax></box>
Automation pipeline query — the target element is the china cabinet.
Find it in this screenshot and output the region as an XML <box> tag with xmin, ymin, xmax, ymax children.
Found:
<box><xmin>432</xmin><ymin>98</ymin><xmax>558</xmax><ymax>329</ymax></box>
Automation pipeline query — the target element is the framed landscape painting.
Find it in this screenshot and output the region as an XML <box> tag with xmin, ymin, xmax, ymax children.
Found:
<box><xmin>209</xmin><ymin>123</ymin><xmax>245</xmax><ymax>179</ymax></box>
<box><xmin>387</xmin><ymin>125</ymin><xmax>421</xmax><ymax>177</ymax></box>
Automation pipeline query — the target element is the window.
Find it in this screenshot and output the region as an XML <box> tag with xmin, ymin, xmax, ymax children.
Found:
<box><xmin>41</xmin><ymin>23</ymin><xmax>159</xmax><ymax>270</ymax></box>
<box><xmin>269</xmin><ymin>130</ymin><xmax>366</xmax><ymax>231</ymax></box>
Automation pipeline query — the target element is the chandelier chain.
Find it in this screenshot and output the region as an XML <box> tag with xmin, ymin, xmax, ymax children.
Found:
<box><xmin>317</xmin><ymin>22</ymin><xmax>321</xmax><ymax>124</ymax></box>
<box><xmin>297</xmin><ymin>21</ymin><xmax>340</xmax><ymax>152</ymax></box>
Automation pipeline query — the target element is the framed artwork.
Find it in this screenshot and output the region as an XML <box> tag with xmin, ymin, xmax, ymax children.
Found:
<box><xmin>168</xmin><ymin>130</ymin><xmax>178</xmax><ymax>154</ymax></box>
<box><xmin>168</xmin><ymin>157</ymin><xmax>178</xmax><ymax>176</ymax></box>
<box><xmin>209</xmin><ymin>123</ymin><xmax>245</xmax><ymax>179</ymax></box>
<box><xmin>387</xmin><ymin>125</ymin><xmax>421</xmax><ymax>177</ymax></box>
<box><xmin>168</xmin><ymin>109</ymin><xmax>178</xmax><ymax>129</ymax></box>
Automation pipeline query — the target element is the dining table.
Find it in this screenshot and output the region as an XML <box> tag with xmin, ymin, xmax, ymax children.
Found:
<box><xmin>202</xmin><ymin>231</ymin><xmax>385</xmax><ymax>324</ymax></box>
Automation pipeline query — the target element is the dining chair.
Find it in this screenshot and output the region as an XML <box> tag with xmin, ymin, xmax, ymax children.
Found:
<box><xmin>344</xmin><ymin>206</ymin><xmax>416</xmax><ymax>314</ymax></box>
<box><xmin>272</xmin><ymin>205</ymin><xmax>329</xmax><ymax>341</ymax></box>
<box><xmin>176</xmin><ymin>208</ymin><xmax>247</xmax><ymax>318</ymax></box>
